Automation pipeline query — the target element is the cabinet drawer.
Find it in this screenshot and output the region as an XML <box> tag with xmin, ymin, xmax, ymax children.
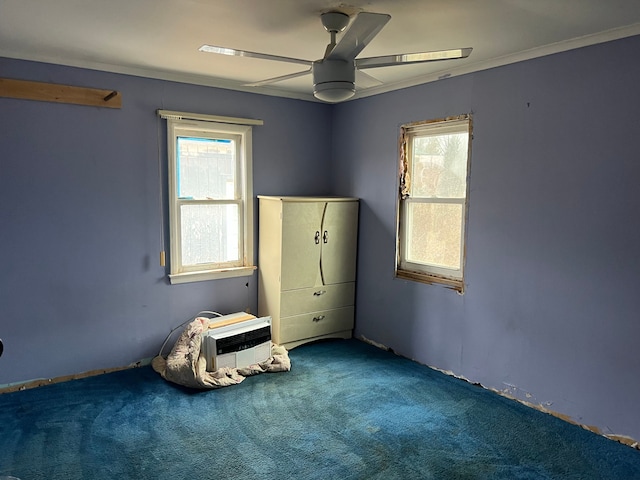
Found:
<box><xmin>280</xmin><ymin>283</ymin><xmax>355</xmax><ymax>317</ymax></box>
<box><xmin>279</xmin><ymin>306</ymin><xmax>354</xmax><ymax>344</ymax></box>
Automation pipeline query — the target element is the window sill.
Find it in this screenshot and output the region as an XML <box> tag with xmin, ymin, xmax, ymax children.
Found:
<box><xmin>169</xmin><ymin>266</ymin><xmax>257</xmax><ymax>284</ymax></box>
<box><xmin>395</xmin><ymin>269</ymin><xmax>464</xmax><ymax>294</ymax></box>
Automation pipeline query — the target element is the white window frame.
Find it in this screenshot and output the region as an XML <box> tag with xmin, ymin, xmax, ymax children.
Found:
<box><xmin>159</xmin><ymin>110</ymin><xmax>262</xmax><ymax>284</ymax></box>
<box><xmin>395</xmin><ymin>115</ymin><xmax>472</xmax><ymax>293</ymax></box>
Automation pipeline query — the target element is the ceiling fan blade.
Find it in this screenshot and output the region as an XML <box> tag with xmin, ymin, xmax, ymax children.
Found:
<box><xmin>327</xmin><ymin>12</ymin><xmax>391</xmax><ymax>61</ymax></box>
<box><xmin>199</xmin><ymin>45</ymin><xmax>311</xmax><ymax>67</ymax></box>
<box><xmin>355</xmin><ymin>69</ymin><xmax>383</xmax><ymax>88</ymax></box>
<box><xmin>244</xmin><ymin>68</ymin><xmax>312</xmax><ymax>87</ymax></box>
<box><xmin>356</xmin><ymin>48</ymin><xmax>472</xmax><ymax>69</ymax></box>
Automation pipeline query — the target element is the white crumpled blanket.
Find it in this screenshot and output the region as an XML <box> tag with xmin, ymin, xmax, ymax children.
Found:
<box><xmin>151</xmin><ymin>317</ymin><xmax>291</xmax><ymax>389</ymax></box>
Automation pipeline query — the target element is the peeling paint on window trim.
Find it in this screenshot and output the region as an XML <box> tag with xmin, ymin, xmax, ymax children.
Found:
<box><xmin>395</xmin><ymin>114</ymin><xmax>473</xmax><ymax>293</ymax></box>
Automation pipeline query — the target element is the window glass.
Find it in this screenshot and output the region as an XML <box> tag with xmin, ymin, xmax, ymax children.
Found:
<box><xmin>405</xmin><ymin>202</ymin><xmax>463</xmax><ymax>270</ymax></box>
<box><xmin>177</xmin><ymin>137</ymin><xmax>235</xmax><ymax>200</ymax></box>
<box><xmin>411</xmin><ymin>133</ymin><xmax>468</xmax><ymax>198</ymax></box>
<box><xmin>180</xmin><ymin>204</ymin><xmax>239</xmax><ymax>266</ymax></box>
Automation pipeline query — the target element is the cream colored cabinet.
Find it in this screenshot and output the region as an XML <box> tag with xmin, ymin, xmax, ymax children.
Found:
<box><xmin>258</xmin><ymin>196</ymin><xmax>358</xmax><ymax>349</ymax></box>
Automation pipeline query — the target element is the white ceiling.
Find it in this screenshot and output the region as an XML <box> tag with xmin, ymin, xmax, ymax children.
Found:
<box><xmin>1</xmin><ymin>0</ymin><xmax>640</xmax><ymax>102</ymax></box>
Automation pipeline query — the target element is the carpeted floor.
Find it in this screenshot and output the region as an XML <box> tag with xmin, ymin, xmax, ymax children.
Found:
<box><xmin>1</xmin><ymin>339</ymin><xmax>639</xmax><ymax>479</ymax></box>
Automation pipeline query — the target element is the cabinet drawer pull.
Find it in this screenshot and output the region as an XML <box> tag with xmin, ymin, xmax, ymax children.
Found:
<box><xmin>312</xmin><ymin>315</ymin><xmax>325</xmax><ymax>322</ymax></box>
<box><xmin>323</xmin><ymin>230</ymin><xmax>329</xmax><ymax>243</ymax></box>
<box><xmin>314</xmin><ymin>231</ymin><xmax>320</xmax><ymax>244</ymax></box>
<box><xmin>313</xmin><ymin>290</ymin><xmax>326</xmax><ymax>296</ymax></box>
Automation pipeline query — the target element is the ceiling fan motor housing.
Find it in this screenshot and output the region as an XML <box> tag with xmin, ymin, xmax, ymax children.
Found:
<box><xmin>313</xmin><ymin>59</ymin><xmax>356</xmax><ymax>102</ymax></box>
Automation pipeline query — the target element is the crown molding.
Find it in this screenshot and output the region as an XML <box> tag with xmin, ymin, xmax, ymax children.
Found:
<box><xmin>352</xmin><ymin>22</ymin><xmax>640</xmax><ymax>101</ymax></box>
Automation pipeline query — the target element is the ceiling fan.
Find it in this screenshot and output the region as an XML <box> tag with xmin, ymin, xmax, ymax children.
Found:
<box><xmin>199</xmin><ymin>11</ymin><xmax>472</xmax><ymax>103</ymax></box>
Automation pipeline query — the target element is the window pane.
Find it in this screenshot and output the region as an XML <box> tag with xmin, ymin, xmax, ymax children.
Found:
<box><xmin>177</xmin><ymin>137</ymin><xmax>235</xmax><ymax>200</ymax></box>
<box><xmin>180</xmin><ymin>204</ymin><xmax>239</xmax><ymax>266</ymax></box>
<box><xmin>411</xmin><ymin>132</ymin><xmax>468</xmax><ymax>198</ymax></box>
<box><xmin>406</xmin><ymin>202</ymin><xmax>462</xmax><ymax>270</ymax></box>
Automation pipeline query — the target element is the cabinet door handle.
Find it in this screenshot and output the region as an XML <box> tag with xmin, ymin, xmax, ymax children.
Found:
<box><xmin>314</xmin><ymin>231</ymin><xmax>320</xmax><ymax>244</ymax></box>
<box><xmin>313</xmin><ymin>290</ymin><xmax>326</xmax><ymax>296</ymax></box>
<box><xmin>323</xmin><ymin>230</ymin><xmax>329</xmax><ymax>243</ymax></box>
<box><xmin>312</xmin><ymin>315</ymin><xmax>325</xmax><ymax>322</ymax></box>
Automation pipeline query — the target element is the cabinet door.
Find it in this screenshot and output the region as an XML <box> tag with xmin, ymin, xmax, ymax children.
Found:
<box><xmin>321</xmin><ymin>201</ymin><xmax>359</xmax><ymax>285</ymax></box>
<box><xmin>280</xmin><ymin>202</ymin><xmax>324</xmax><ymax>290</ymax></box>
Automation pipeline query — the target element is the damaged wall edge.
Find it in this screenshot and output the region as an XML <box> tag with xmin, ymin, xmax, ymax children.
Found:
<box><xmin>357</xmin><ymin>335</ymin><xmax>640</xmax><ymax>450</ymax></box>
<box><xmin>0</xmin><ymin>357</ymin><xmax>154</xmax><ymax>395</ymax></box>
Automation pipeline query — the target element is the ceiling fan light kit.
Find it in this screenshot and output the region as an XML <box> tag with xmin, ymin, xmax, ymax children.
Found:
<box><xmin>313</xmin><ymin>81</ymin><xmax>355</xmax><ymax>102</ymax></box>
<box><xmin>200</xmin><ymin>11</ymin><xmax>472</xmax><ymax>103</ymax></box>
<box><xmin>313</xmin><ymin>58</ymin><xmax>356</xmax><ymax>102</ymax></box>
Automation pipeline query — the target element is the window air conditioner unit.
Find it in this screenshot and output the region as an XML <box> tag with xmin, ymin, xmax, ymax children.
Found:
<box><xmin>201</xmin><ymin>313</ymin><xmax>272</xmax><ymax>371</ymax></box>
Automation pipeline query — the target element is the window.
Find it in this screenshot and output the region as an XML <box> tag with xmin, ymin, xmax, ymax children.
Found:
<box><xmin>160</xmin><ymin>110</ymin><xmax>261</xmax><ymax>284</ymax></box>
<box><xmin>396</xmin><ymin>115</ymin><xmax>472</xmax><ymax>292</ymax></box>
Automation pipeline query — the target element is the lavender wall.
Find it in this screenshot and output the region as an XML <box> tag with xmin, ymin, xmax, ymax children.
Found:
<box><xmin>2</xmin><ymin>34</ymin><xmax>639</xmax><ymax>443</ymax></box>
<box><xmin>0</xmin><ymin>58</ymin><xmax>332</xmax><ymax>385</ymax></box>
<box><xmin>332</xmin><ymin>35</ymin><xmax>640</xmax><ymax>441</ymax></box>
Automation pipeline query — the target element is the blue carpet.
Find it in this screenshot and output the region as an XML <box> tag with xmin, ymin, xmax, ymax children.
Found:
<box><xmin>1</xmin><ymin>339</ymin><xmax>639</xmax><ymax>479</ymax></box>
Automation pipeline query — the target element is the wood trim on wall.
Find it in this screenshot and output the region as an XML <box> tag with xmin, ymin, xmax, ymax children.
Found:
<box><xmin>0</xmin><ymin>78</ymin><xmax>121</xmax><ymax>108</ymax></box>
